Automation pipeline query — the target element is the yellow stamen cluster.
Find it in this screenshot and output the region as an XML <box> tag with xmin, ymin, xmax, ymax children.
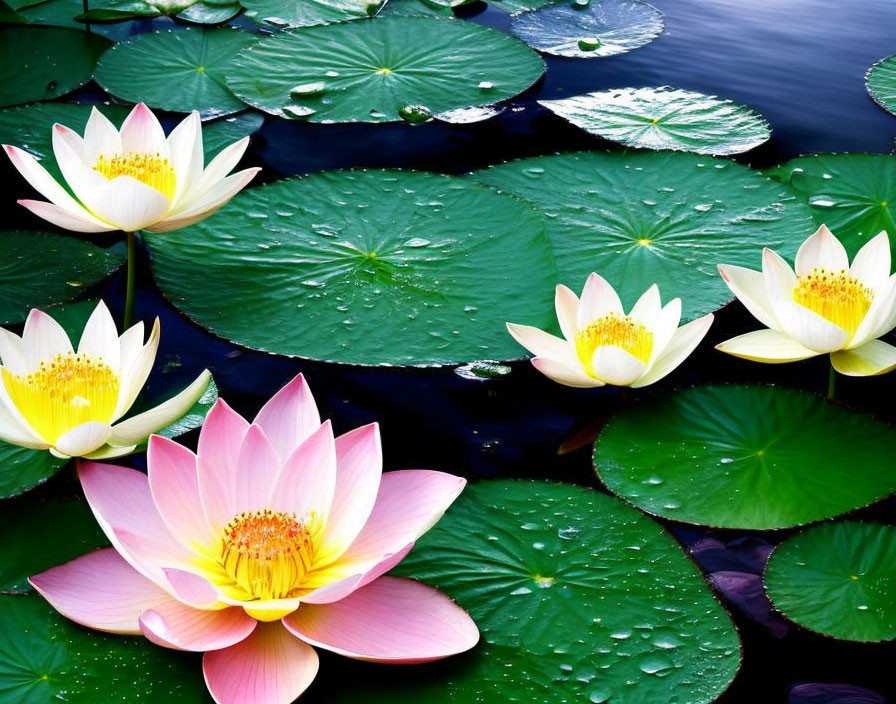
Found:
<box><xmin>94</xmin><ymin>152</ymin><xmax>176</xmax><ymax>200</ymax></box>
<box><xmin>575</xmin><ymin>312</ymin><xmax>654</xmax><ymax>377</ymax></box>
<box><xmin>1</xmin><ymin>353</ymin><xmax>120</xmax><ymax>443</ymax></box>
<box><xmin>793</xmin><ymin>267</ymin><xmax>873</xmax><ymax>335</ymax></box>
<box><xmin>221</xmin><ymin>509</ymin><xmax>315</xmax><ymax>601</ymax></box>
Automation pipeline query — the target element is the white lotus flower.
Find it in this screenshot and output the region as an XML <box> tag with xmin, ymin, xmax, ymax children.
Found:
<box><xmin>3</xmin><ymin>102</ymin><xmax>260</xmax><ymax>234</ymax></box>
<box><xmin>0</xmin><ymin>301</ymin><xmax>211</xmax><ymax>459</ymax></box>
<box><xmin>506</xmin><ymin>273</ymin><xmax>714</xmax><ymax>388</ymax></box>
<box><xmin>717</xmin><ymin>225</ymin><xmax>896</xmax><ymax>376</ymax></box>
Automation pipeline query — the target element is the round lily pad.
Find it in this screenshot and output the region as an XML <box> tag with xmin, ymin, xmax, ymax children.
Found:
<box><xmin>765</xmin><ymin>522</ymin><xmax>896</xmax><ymax>642</ymax></box>
<box><xmin>0</xmin><ymin>443</ymin><xmax>67</xmax><ymax>500</ymax></box>
<box><xmin>766</xmin><ymin>154</ymin><xmax>896</xmax><ymax>259</ymax></box>
<box><xmin>594</xmin><ymin>386</ymin><xmax>896</xmax><ymax>530</ymax></box>
<box><xmin>473</xmin><ymin>151</ymin><xmax>815</xmax><ymax>319</ymax></box>
<box><xmin>94</xmin><ymin>27</ymin><xmax>255</xmax><ymax>119</ymax></box>
<box><xmin>488</xmin><ymin>0</ymin><xmax>556</xmax><ymax>15</ymax></box>
<box><xmin>0</xmin><ymin>27</ymin><xmax>110</xmax><ymax>108</ymax></box>
<box><xmin>0</xmin><ymin>594</ymin><xmax>208</xmax><ymax>703</ymax></box>
<box><xmin>146</xmin><ymin>170</ymin><xmax>557</xmax><ymax>365</ymax></box>
<box><xmin>539</xmin><ymin>87</ymin><xmax>771</xmax><ymax>156</ymax></box>
<box><xmin>225</xmin><ymin>17</ymin><xmax>545</xmax><ymax>122</ymax></box>
<box><xmin>378</xmin><ymin>0</ymin><xmax>454</xmax><ymax>17</ymax></box>
<box><xmin>866</xmin><ymin>55</ymin><xmax>896</xmax><ymax>117</ymax></box>
<box><xmin>0</xmin><ymin>231</ymin><xmax>124</xmax><ymax>326</ymax></box>
<box><xmin>242</xmin><ymin>0</ymin><xmax>379</xmax><ymax>28</ymax></box>
<box><xmin>326</xmin><ymin>480</ymin><xmax>740</xmax><ymax>704</ymax></box>
<box><xmin>510</xmin><ymin>0</ymin><xmax>663</xmax><ymax>58</ymax></box>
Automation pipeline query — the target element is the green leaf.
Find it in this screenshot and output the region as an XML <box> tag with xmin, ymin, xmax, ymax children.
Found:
<box><xmin>76</xmin><ymin>0</ymin><xmax>160</xmax><ymax>20</ymax></box>
<box><xmin>0</xmin><ymin>498</ymin><xmax>108</xmax><ymax>592</ymax></box>
<box><xmin>94</xmin><ymin>27</ymin><xmax>255</xmax><ymax>119</ymax></box>
<box><xmin>487</xmin><ymin>0</ymin><xmax>556</xmax><ymax>16</ymax></box>
<box><xmin>226</xmin><ymin>17</ymin><xmax>545</xmax><ymax>122</ymax></box>
<box><xmin>175</xmin><ymin>0</ymin><xmax>242</xmax><ymax>23</ymax></box>
<box><xmin>145</xmin><ymin>169</ymin><xmax>558</xmax><ymax>365</ymax></box>
<box><xmin>0</xmin><ymin>444</ymin><xmax>67</xmax><ymax>500</ymax></box>
<box><xmin>510</xmin><ymin>0</ymin><xmax>663</xmax><ymax>58</ymax></box>
<box><xmin>0</xmin><ymin>27</ymin><xmax>110</xmax><ymax>108</ymax></box>
<box><xmin>329</xmin><ymin>480</ymin><xmax>741</xmax><ymax>704</ymax></box>
<box><xmin>201</xmin><ymin>111</ymin><xmax>264</xmax><ymax>157</ymax></box>
<box><xmin>0</xmin><ymin>594</ymin><xmax>209</xmax><ymax>703</ymax></box>
<box><xmin>594</xmin><ymin>385</ymin><xmax>896</xmax><ymax>529</ymax></box>
<box><xmin>472</xmin><ymin>151</ymin><xmax>815</xmax><ymax>320</ymax></box>
<box><xmin>765</xmin><ymin>521</ymin><xmax>896</xmax><ymax>642</ymax></box>
<box><xmin>377</xmin><ymin>0</ymin><xmax>453</xmax><ymax>17</ymax></box>
<box><xmin>0</xmin><ymin>232</ymin><xmax>124</xmax><ymax>326</ymax></box>
<box><xmin>766</xmin><ymin>154</ymin><xmax>896</xmax><ymax>259</ymax></box>
<box><xmin>866</xmin><ymin>55</ymin><xmax>896</xmax><ymax>117</ymax></box>
<box><xmin>539</xmin><ymin>87</ymin><xmax>770</xmax><ymax>156</ymax></box>
<box><xmin>0</xmin><ymin>0</ymin><xmax>26</xmax><ymax>22</ymax></box>
<box><xmin>242</xmin><ymin>0</ymin><xmax>380</xmax><ymax>28</ymax></box>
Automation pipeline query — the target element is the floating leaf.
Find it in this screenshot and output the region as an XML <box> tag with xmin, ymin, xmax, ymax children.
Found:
<box><xmin>594</xmin><ymin>386</ymin><xmax>896</xmax><ymax>529</ymax></box>
<box><xmin>540</xmin><ymin>87</ymin><xmax>770</xmax><ymax>155</ymax></box>
<box><xmin>473</xmin><ymin>151</ymin><xmax>815</xmax><ymax>319</ymax></box>
<box><xmin>226</xmin><ymin>17</ymin><xmax>545</xmax><ymax>122</ymax></box>
<box><xmin>242</xmin><ymin>0</ymin><xmax>380</xmax><ymax>27</ymax></box>
<box><xmin>865</xmin><ymin>55</ymin><xmax>896</xmax><ymax>117</ymax></box>
<box><xmin>145</xmin><ymin>170</ymin><xmax>557</xmax><ymax>365</ymax></box>
<box><xmin>378</xmin><ymin>0</ymin><xmax>453</xmax><ymax>17</ymax></box>
<box><xmin>488</xmin><ymin>0</ymin><xmax>556</xmax><ymax>15</ymax></box>
<box><xmin>766</xmin><ymin>154</ymin><xmax>896</xmax><ymax>258</ymax></box>
<box><xmin>0</xmin><ymin>443</ymin><xmax>67</xmax><ymax>500</ymax></box>
<box><xmin>0</xmin><ymin>27</ymin><xmax>110</xmax><ymax>107</ymax></box>
<box><xmin>765</xmin><ymin>522</ymin><xmax>896</xmax><ymax>642</ymax></box>
<box><xmin>511</xmin><ymin>0</ymin><xmax>663</xmax><ymax>58</ymax></box>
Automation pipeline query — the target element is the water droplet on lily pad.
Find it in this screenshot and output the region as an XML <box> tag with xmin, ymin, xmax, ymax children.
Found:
<box><xmin>455</xmin><ymin>360</ymin><xmax>512</xmax><ymax>380</ymax></box>
<box><xmin>478</xmin><ymin>80</ymin><xmax>495</xmax><ymax>90</ymax></box>
<box><xmin>398</xmin><ymin>104</ymin><xmax>433</xmax><ymax>124</ymax></box>
<box><xmin>282</xmin><ymin>105</ymin><xmax>316</xmax><ymax>120</ymax></box>
<box><xmin>290</xmin><ymin>81</ymin><xmax>326</xmax><ymax>98</ymax></box>
<box><xmin>572</xmin><ymin>0</ymin><xmax>590</xmax><ymax>8</ymax></box>
<box><xmin>578</xmin><ymin>37</ymin><xmax>601</xmax><ymax>50</ymax></box>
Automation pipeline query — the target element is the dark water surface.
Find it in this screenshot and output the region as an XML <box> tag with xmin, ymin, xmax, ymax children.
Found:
<box><xmin>6</xmin><ymin>0</ymin><xmax>896</xmax><ymax>701</ymax></box>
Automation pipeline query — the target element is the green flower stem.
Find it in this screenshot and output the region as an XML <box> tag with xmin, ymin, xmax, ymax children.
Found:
<box><xmin>827</xmin><ymin>364</ymin><xmax>837</xmax><ymax>401</ymax></box>
<box><xmin>82</xmin><ymin>0</ymin><xmax>91</xmax><ymax>32</ymax></box>
<box><xmin>124</xmin><ymin>230</ymin><xmax>138</xmax><ymax>330</ymax></box>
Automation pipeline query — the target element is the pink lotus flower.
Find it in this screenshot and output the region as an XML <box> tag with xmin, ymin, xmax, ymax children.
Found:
<box><xmin>31</xmin><ymin>374</ymin><xmax>478</xmax><ymax>704</ymax></box>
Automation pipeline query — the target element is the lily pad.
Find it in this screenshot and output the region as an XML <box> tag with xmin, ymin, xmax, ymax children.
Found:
<box><xmin>473</xmin><ymin>151</ymin><xmax>815</xmax><ymax>319</ymax></box>
<box><xmin>94</xmin><ymin>28</ymin><xmax>255</xmax><ymax>119</ymax></box>
<box><xmin>488</xmin><ymin>0</ymin><xmax>555</xmax><ymax>15</ymax></box>
<box><xmin>226</xmin><ymin>17</ymin><xmax>545</xmax><ymax>122</ymax></box>
<box><xmin>328</xmin><ymin>480</ymin><xmax>741</xmax><ymax>704</ymax></box>
<box><xmin>511</xmin><ymin>0</ymin><xmax>663</xmax><ymax>58</ymax></box>
<box><xmin>145</xmin><ymin>169</ymin><xmax>557</xmax><ymax>366</ymax></box>
<box><xmin>242</xmin><ymin>0</ymin><xmax>379</xmax><ymax>27</ymax></box>
<box><xmin>0</xmin><ymin>27</ymin><xmax>110</xmax><ymax>108</ymax></box>
<box><xmin>377</xmin><ymin>0</ymin><xmax>453</xmax><ymax>17</ymax></box>
<box><xmin>766</xmin><ymin>154</ymin><xmax>896</xmax><ymax>259</ymax></box>
<box><xmin>0</xmin><ymin>444</ymin><xmax>67</xmax><ymax>500</ymax></box>
<box><xmin>0</xmin><ymin>594</ymin><xmax>208</xmax><ymax>703</ymax></box>
<box><xmin>539</xmin><ymin>87</ymin><xmax>770</xmax><ymax>156</ymax></box>
<box><xmin>75</xmin><ymin>0</ymin><xmax>241</xmax><ymax>23</ymax></box>
<box><xmin>0</xmin><ymin>232</ymin><xmax>124</xmax><ymax>326</ymax></box>
<box><xmin>593</xmin><ymin>385</ymin><xmax>896</xmax><ymax>530</ymax></box>
<box><xmin>866</xmin><ymin>55</ymin><xmax>896</xmax><ymax>117</ymax></box>
<box><xmin>0</xmin><ymin>498</ymin><xmax>108</xmax><ymax>593</ymax></box>
<box><xmin>765</xmin><ymin>522</ymin><xmax>896</xmax><ymax>642</ymax></box>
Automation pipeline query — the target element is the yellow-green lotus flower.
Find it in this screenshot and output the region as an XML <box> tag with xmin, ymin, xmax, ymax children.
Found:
<box><xmin>0</xmin><ymin>301</ymin><xmax>210</xmax><ymax>459</ymax></box>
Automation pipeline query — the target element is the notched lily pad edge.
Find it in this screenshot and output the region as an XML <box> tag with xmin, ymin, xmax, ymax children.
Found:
<box><xmin>864</xmin><ymin>56</ymin><xmax>896</xmax><ymax>116</ymax></box>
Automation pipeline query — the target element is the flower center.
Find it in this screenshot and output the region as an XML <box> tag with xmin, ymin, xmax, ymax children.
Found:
<box><xmin>93</xmin><ymin>152</ymin><xmax>176</xmax><ymax>200</ymax></box>
<box><xmin>1</xmin><ymin>353</ymin><xmax>120</xmax><ymax>444</ymax></box>
<box><xmin>220</xmin><ymin>510</ymin><xmax>315</xmax><ymax>601</ymax></box>
<box><xmin>575</xmin><ymin>312</ymin><xmax>654</xmax><ymax>377</ymax></box>
<box><xmin>793</xmin><ymin>267</ymin><xmax>873</xmax><ymax>335</ymax></box>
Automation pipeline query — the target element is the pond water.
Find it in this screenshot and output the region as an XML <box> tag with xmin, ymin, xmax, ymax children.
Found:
<box><xmin>5</xmin><ymin>0</ymin><xmax>896</xmax><ymax>701</ymax></box>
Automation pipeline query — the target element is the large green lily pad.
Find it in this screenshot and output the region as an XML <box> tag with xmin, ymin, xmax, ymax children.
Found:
<box><xmin>327</xmin><ymin>480</ymin><xmax>740</xmax><ymax>704</ymax></box>
<box><xmin>0</xmin><ymin>232</ymin><xmax>124</xmax><ymax>326</ymax></box>
<box><xmin>866</xmin><ymin>55</ymin><xmax>896</xmax><ymax>117</ymax></box>
<box><xmin>473</xmin><ymin>151</ymin><xmax>815</xmax><ymax>319</ymax></box>
<box><xmin>0</xmin><ymin>594</ymin><xmax>209</xmax><ymax>703</ymax></box>
<box><xmin>766</xmin><ymin>154</ymin><xmax>896</xmax><ymax>258</ymax></box>
<box><xmin>0</xmin><ymin>27</ymin><xmax>110</xmax><ymax>108</ymax></box>
<box><xmin>511</xmin><ymin>0</ymin><xmax>663</xmax><ymax>58</ymax></box>
<box><xmin>540</xmin><ymin>87</ymin><xmax>770</xmax><ymax>155</ymax></box>
<box><xmin>488</xmin><ymin>0</ymin><xmax>556</xmax><ymax>16</ymax></box>
<box><xmin>94</xmin><ymin>28</ymin><xmax>255</xmax><ymax>119</ymax></box>
<box><xmin>0</xmin><ymin>444</ymin><xmax>67</xmax><ymax>500</ymax></box>
<box><xmin>765</xmin><ymin>522</ymin><xmax>896</xmax><ymax>642</ymax></box>
<box><xmin>145</xmin><ymin>170</ymin><xmax>557</xmax><ymax>365</ymax></box>
<box><xmin>594</xmin><ymin>386</ymin><xmax>896</xmax><ymax>529</ymax></box>
<box><xmin>225</xmin><ymin>17</ymin><xmax>545</xmax><ymax>122</ymax></box>
<box><xmin>242</xmin><ymin>0</ymin><xmax>379</xmax><ymax>27</ymax></box>
<box><xmin>377</xmin><ymin>0</ymin><xmax>454</xmax><ymax>17</ymax></box>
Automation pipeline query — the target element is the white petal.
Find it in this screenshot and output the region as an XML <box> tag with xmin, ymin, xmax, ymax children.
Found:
<box><xmin>0</xmin><ymin>400</ymin><xmax>47</xmax><ymax>449</ymax></box>
<box><xmin>0</xmin><ymin>327</ymin><xmax>25</xmax><ymax>375</ymax></box>
<box><xmin>851</xmin><ymin>273</ymin><xmax>896</xmax><ymax>347</ymax></box>
<box><xmin>22</xmin><ymin>308</ymin><xmax>72</xmax><ymax>369</ymax></box>
<box><xmin>51</xmin><ymin>124</ymin><xmax>90</xmax><ymax>204</ymax></box>
<box><xmin>776</xmin><ymin>300</ymin><xmax>849</xmax><ymax>353</ymax></box>
<box><xmin>530</xmin><ymin>357</ymin><xmax>604</xmax><ymax>388</ymax></box>
<box><xmin>505</xmin><ymin>323</ymin><xmax>576</xmax><ymax>365</ymax></box>
<box><xmin>590</xmin><ymin>346</ymin><xmax>646</xmax><ymax>386</ymax></box>
<box><xmin>53</xmin><ymin>421</ymin><xmax>113</xmax><ymax>458</ymax></box>
<box><xmin>167</xmin><ymin>111</ymin><xmax>203</xmax><ymax>206</ymax></box>
<box><xmin>849</xmin><ymin>231</ymin><xmax>891</xmax><ymax>293</ymax></box>
<box><xmin>146</xmin><ymin>168</ymin><xmax>259</xmax><ymax>233</ymax></box>
<box><xmin>88</xmin><ymin>176</ymin><xmax>172</xmax><ymax>232</ymax></box>
<box><xmin>761</xmin><ymin>248</ymin><xmax>798</xmax><ymax>305</ymax></box>
<box><xmin>119</xmin><ymin>103</ymin><xmax>169</xmax><ymax>159</ymax></box>
<box><xmin>577</xmin><ymin>272</ymin><xmax>623</xmax><ymax>329</ymax></box>
<box><xmin>718</xmin><ymin>263</ymin><xmax>779</xmax><ymax>330</ymax></box>
<box><xmin>83</xmin><ymin>443</ymin><xmax>138</xmax><ymax>460</ymax></box>
<box><xmin>83</xmin><ymin>106</ymin><xmax>122</xmax><ymax>164</ymax></box>
<box><xmin>831</xmin><ymin>340</ymin><xmax>896</xmax><ymax>376</ymax></box>
<box><xmin>114</xmin><ymin>318</ymin><xmax>160</xmax><ymax>420</ymax></box>
<box><xmin>648</xmin><ymin>298</ymin><xmax>681</xmax><ymax>364</ymax></box>
<box><xmin>554</xmin><ymin>284</ymin><xmax>579</xmax><ymax>342</ymax></box>
<box><xmin>17</xmin><ymin>199</ymin><xmax>117</xmax><ymax>233</ymax></box>
<box><xmin>118</xmin><ymin>321</ymin><xmax>145</xmax><ymax>373</ymax></box>
<box><xmin>716</xmin><ymin>329</ymin><xmax>820</xmax><ymax>363</ymax></box>
<box><xmin>633</xmin><ymin>314</ymin><xmax>713</xmax><ymax>388</ymax></box>
<box><xmin>628</xmin><ymin>284</ymin><xmax>662</xmax><ymax>329</ymax></box>
<box><xmin>179</xmin><ymin>135</ymin><xmax>249</xmax><ymax>207</ymax></box>
<box><xmin>795</xmin><ymin>224</ymin><xmax>849</xmax><ymax>275</ymax></box>
<box><xmin>78</xmin><ymin>301</ymin><xmax>120</xmax><ymax>371</ymax></box>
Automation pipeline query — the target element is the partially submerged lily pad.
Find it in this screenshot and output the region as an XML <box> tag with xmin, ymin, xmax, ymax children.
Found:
<box><xmin>76</xmin><ymin>0</ymin><xmax>242</xmax><ymax>24</ymax></box>
<box><xmin>765</xmin><ymin>522</ymin><xmax>896</xmax><ymax>641</ymax></box>
<box><xmin>510</xmin><ymin>0</ymin><xmax>663</xmax><ymax>58</ymax></box>
<box><xmin>473</xmin><ymin>151</ymin><xmax>814</xmax><ymax>319</ymax></box>
<box><xmin>226</xmin><ymin>17</ymin><xmax>545</xmax><ymax>122</ymax></box>
<box><xmin>242</xmin><ymin>0</ymin><xmax>380</xmax><ymax>27</ymax></box>
<box><xmin>865</xmin><ymin>55</ymin><xmax>896</xmax><ymax>117</ymax></box>
<box><xmin>594</xmin><ymin>385</ymin><xmax>896</xmax><ymax>529</ymax></box>
<box><xmin>146</xmin><ymin>169</ymin><xmax>558</xmax><ymax>365</ymax></box>
<box><xmin>539</xmin><ymin>87</ymin><xmax>770</xmax><ymax>155</ymax></box>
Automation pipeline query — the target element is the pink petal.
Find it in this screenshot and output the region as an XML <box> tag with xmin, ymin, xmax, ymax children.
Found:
<box><xmin>22</xmin><ymin>308</ymin><xmax>73</xmax><ymax>368</ymax></box>
<box><xmin>164</xmin><ymin>568</ymin><xmax>223</xmax><ymax>609</ymax></box>
<box><xmin>284</xmin><ymin>576</ymin><xmax>478</xmax><ymax>663</ymax></box>
<box><xmin>269</xmin><ymin>420</ymin><xmax>336</xmax><ymax>521</ymax></box>
<box><xmin>300</xmin><ymin>543</ymin><xmax>414</xmax><ymax>606</ymax></box>
<box><xmin>251</xmin><ymin>374</ymin><xmax>321</xmax><ymax>462</ymax></box>
<box><xmin>29</xmin><ymin>548</ymin><xmax>170</xmax><ymax>634</ymax></box>
<box><xmin>198</xmin><ymin>399</ymin><xmax>250</xmax><ymax>532</ymax></box>
<box><xmin>203</xmin><ymin>622</ymin><xmax>319</xmax><ymax>704</ymax></box>
<box><xmin>140</xmin><ymin>602</ymin><xmax>256</xmax><ymax>652</ymax></box>
<box><xmin>234</xmin><ymin>423</ymin><xmax>281</xmax><ymax>514</ymax></box>
<box><xmin>119</xmin><ymin>102</ymin><xmax>168</xmax><ymax>158</ymax></box>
